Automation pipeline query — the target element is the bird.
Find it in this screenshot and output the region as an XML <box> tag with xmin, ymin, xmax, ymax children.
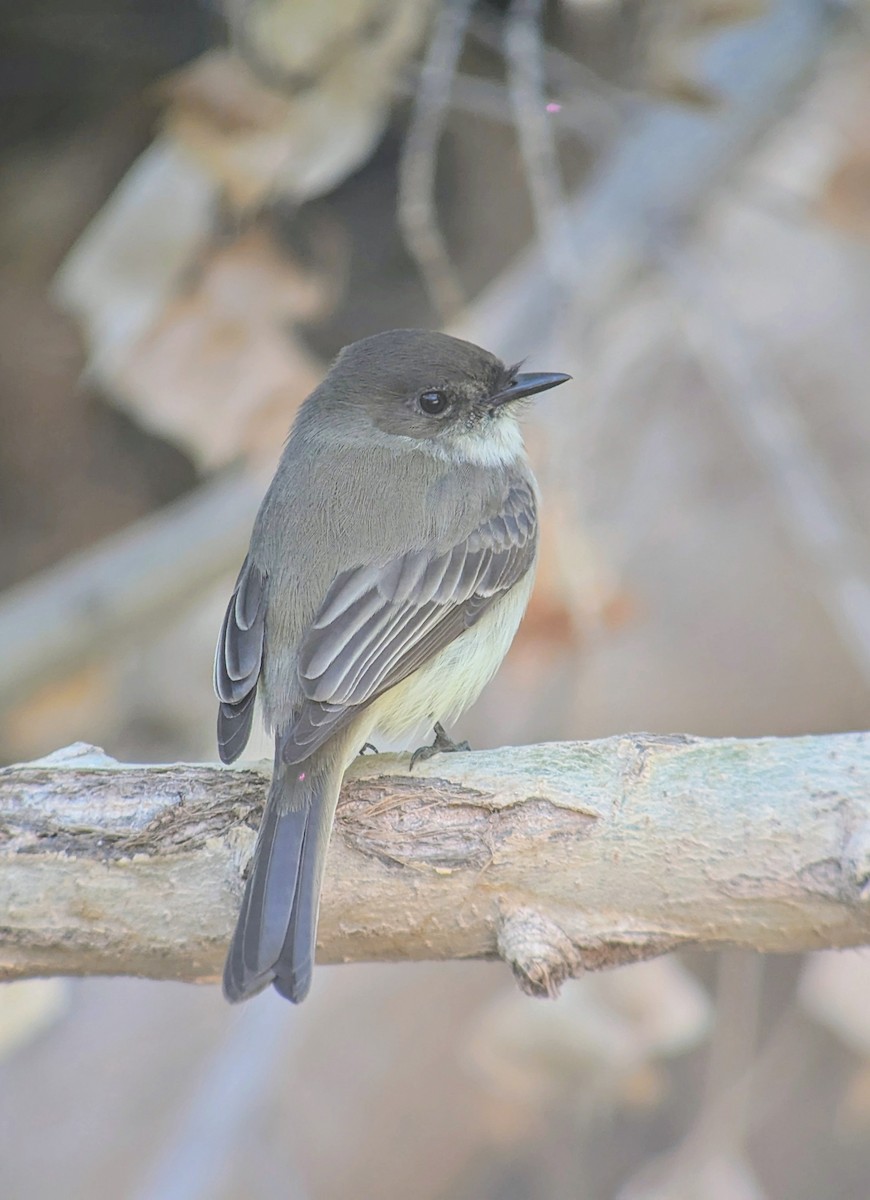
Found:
<box><xmin>215</xmin><ymin>328</ymin><xmax>570</xmax><ymax>1003</ymax></box>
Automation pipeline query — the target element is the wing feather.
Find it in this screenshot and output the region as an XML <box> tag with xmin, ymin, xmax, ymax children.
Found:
<box><xmin>215</xmin><ymin>558</ymin><xmax>266</xmax><ymax>763</ymax></box>
<box><xmin>279</xmin><ymin>478</ymin><xmax>537</xmax><ymax>764</ymax></box>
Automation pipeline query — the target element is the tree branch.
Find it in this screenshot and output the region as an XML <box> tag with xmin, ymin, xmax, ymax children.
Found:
<box><xmin>3</xmin><ymin>733</ymin><xmax>869</xmax><ymax>996</ymax></box>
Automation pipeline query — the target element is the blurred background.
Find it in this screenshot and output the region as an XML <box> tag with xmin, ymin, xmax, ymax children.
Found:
<box><xmin>2</xmin><ymin>0</ymin><xmax>870</xmax><ymax>1196</ymax></box>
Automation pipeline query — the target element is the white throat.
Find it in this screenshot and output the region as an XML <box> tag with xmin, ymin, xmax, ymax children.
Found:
<box><xmin>433</xmin><ymin>415</ymin><xmax>525</xmax><ymax>468</ymax></box>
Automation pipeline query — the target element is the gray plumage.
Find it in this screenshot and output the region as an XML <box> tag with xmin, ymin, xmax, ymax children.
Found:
<box><xmin>214</xmin><ymin>329</ymin><xmax>569</xmax><ymax>1003</ymax></box>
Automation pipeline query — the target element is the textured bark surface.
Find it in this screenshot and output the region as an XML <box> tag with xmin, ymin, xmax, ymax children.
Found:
<box><xmin>2</xmin><ymin>733</ymin><xmax>869</xmax><ymax>995</ymax></box>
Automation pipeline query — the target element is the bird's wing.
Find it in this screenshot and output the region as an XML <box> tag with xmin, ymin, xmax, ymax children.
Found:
<box><xmin>215</xmin><ymin>557</ymin><xmax>267</xmax><ymax>764</ymax></box>
<box><xmin>281</xmin><ymin>477</ymin><xmax>537</xmax><ymax>763</ymax></box>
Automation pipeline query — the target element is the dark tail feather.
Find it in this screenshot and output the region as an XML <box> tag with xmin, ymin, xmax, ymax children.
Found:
<box><xmin>223</xmin><ymin>753</ymin><xmax>338</xmax><ymax>1004</ymax></box>
<box><xmin>272</xmin><ymin>802</ymin><xmax>330</xmax><ymax>1003</ymax></box>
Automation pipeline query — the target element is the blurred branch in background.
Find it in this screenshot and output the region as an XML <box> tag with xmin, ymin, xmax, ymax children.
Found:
<box><xmin>504</xmin><ymin>0</ymin><xmax>574</xmax><ymax>295</ymax></box>
<box><xmin>619</xmin><ymin>952</ymin><xmax>769</xmax><ymax>1200</ymax></box>
<box><xmin>3</xmin><ymin>732</ymin><xmax>869</xmax><ymax>987</ymax></box>
<box><xmin>0</xmin><ymin>473</ymin><xmax>263</xmax><ymax>706</ymax></box>
<box><xmin>663</xmin><ymin>242</ymin><xmax>870</xmax><ymax>688</ymax></box>
<box><xmin>397</xmin><ymin>0</ymin><xmax>472</xmax><ymax>319</ymax></box>
<box><xmin>462</xmin><ymin>0</ymin><xmax>831</xmax><ymax>353</ymax></box>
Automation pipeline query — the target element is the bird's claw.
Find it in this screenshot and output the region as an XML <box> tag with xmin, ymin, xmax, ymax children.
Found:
<box><xmin>410</xmin><ymin>722</ymin><xmax>471</xmax><ymax>770</ymax></box>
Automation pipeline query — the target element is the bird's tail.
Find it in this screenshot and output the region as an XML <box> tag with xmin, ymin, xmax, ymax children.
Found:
<box><xmin>223</xmin><ymin>748</ymin><xmax>342</xmax><ymax>1004</ymax></box>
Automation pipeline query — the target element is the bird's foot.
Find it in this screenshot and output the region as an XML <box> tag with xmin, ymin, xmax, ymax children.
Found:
<box><xmin>358</xmin><ymin>742</ymin><xmax>379</xmax><ymax>756</ymax></box>
<box><xmin>410</xmin><ymin>722</ymin><xmax>471</xmax><ymax>770</ymax></box>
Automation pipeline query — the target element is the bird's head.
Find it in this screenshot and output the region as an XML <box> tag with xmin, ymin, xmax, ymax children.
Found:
<box><xmin>304</xmin><ymin>329</ymin><xmax>570</xmax><ymax>465</ymax></box>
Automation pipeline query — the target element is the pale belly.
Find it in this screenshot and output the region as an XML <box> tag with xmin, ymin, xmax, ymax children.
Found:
<box><xmin>368</xmin><ymin>569</ymin><xmax>535</xmax><ymax>745</ymax></box>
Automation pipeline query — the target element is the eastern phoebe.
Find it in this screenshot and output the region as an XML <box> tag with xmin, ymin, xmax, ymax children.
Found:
<box><xmin>215</xmin><ymin>328</ymin><xmax>569</xmax><ymax>1003</ymax></box>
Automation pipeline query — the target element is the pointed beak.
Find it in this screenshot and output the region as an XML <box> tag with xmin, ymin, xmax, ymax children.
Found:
<box><xmin>488</xmin><ymin>371</ymin><xmax>572</xmax><ymax>408</ymax></box>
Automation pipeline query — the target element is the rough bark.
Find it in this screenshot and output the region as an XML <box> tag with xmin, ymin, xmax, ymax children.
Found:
<box><xmin>2</xmin><ymin>733</ymin><xmax>869</xmax><ymax>996</ymax></box>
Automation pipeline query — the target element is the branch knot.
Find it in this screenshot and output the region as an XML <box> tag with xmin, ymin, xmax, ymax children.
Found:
<box><xmin>497</xmin><ymin>907</ymin><xmax>583</xmax><ymax>999</ymax></box>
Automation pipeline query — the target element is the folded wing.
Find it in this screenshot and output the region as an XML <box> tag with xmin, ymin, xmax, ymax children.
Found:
<box><xmin>281</xmin><ymin>477</ymin><xmax>537</xmax><ymax>762</ymax></box>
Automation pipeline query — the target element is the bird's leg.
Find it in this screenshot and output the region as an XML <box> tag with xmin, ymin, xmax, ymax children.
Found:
<box><xmin>358</xmin><ymin>742</ymin><xmax>379</xmax><ymax>756</ymax></box>
<box><xmin>410</xmin><ymin>721</ymin><xmax>471</xmax><ymax>769</ymax></box>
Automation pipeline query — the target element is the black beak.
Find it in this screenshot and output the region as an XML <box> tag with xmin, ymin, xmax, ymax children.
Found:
<box><xmin>489</xmin><ymin>371</ymin><xmax>572</xmax><ymax>408</ymax></box>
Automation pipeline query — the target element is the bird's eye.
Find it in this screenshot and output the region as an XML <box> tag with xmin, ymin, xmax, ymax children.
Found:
<box><xmin>418</xmin><ymin>389</ymin><xmax>449</xmax><ymax>416</ymax></box>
